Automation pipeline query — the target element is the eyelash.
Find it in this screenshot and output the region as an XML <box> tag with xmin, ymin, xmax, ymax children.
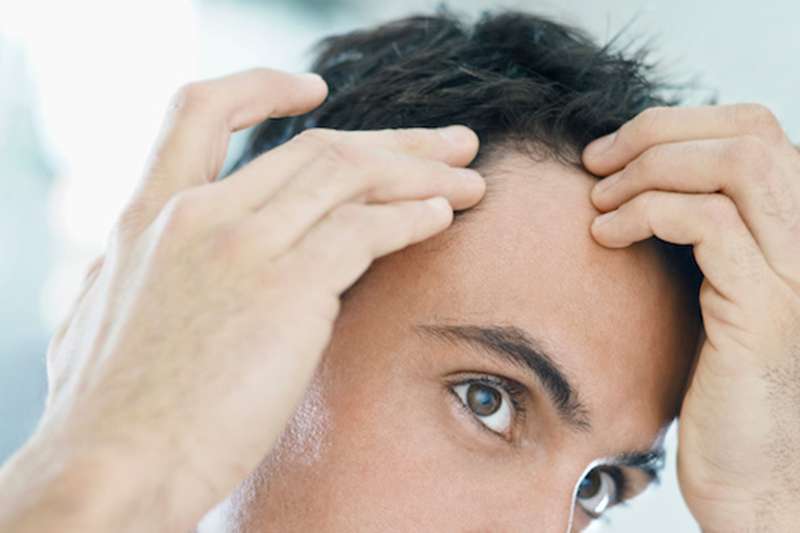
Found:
<box><xmin>448</xmin><ymin>374</ymin><xmax>528</xmax><ymax>440</ymax></box>
<box><xmin>607</xmin><ymin>466</ymin><xmax>629</xmax><ymax>503</ymax></box>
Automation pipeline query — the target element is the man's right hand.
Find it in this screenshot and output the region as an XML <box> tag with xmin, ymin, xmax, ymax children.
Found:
<box><xmin>0</xmin><ymin>68</ymin><xmax>484</xmax><ymax>533</ymax></box>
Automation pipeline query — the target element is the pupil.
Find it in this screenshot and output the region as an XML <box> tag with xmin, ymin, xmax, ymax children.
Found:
<box><xmin>577</xmin><ymin>469</ymin><xmax>600</xmax><ymax>499</ymax></box>
<box><xmin>467</xmin><ymin>384</ymin><xmax>501</xmax><ymax>416</ymax></box>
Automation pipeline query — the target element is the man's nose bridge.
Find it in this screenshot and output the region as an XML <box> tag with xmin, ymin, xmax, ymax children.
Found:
<box><xmin>514</xmin><ymin>463</ymin><xmax>582</xmax><ymax>533</ymax></box>
<box><xmin>519</xmin><ymin>493</ymin><xmax>575</xmax><ymax>533</ymax></box>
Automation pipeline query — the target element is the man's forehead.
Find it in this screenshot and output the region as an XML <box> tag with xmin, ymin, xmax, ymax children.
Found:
<box><xmin>363</xmin><ymin>152</ymin><xmax>692</xmax><ymax>443</ymax></box>
<box><xmin>424</xmin><ymin>152</ymin><xmax>649</xmax><ymax>305</ymax></box>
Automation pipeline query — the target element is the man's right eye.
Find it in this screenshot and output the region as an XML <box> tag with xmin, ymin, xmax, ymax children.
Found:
<box><xmin>451</xmin><ymin>378</ymin><xmax>516</xmax><ymax>438</ymax></box>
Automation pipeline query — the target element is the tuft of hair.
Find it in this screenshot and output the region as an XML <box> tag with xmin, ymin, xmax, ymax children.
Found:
<box><xmin>233</xmin><ymin>8</ymin><xmax>702</xmax><ymax>294</ymax></box>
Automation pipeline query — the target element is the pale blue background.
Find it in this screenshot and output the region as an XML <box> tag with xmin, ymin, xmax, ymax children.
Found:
<box><xmin>1</xmin><ymin>1</ymin><xmax>797</xmax><ymax>531</ymax></box>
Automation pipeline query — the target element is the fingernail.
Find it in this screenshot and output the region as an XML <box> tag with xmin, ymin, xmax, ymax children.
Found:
<box><xmin>593</xmin><ymin>210</ymin><xmax>618</xmax><ymax>226</ymax></box>
<box><xmin>593</xmin><ymin>171</ymin><xmax>622</xmax><ymax>196</ymax></box>
<box><xmin>439</xmin><ymin>125</ymin><xmax>477</xmax><ymax>146</ymax></box>
<box><xmin>585</xmin><ymin>131</ymin><xmax>617</xmax><ymax>158</ymax></box>
<box><xmin>298</xmin><ymin>72</ymin><xmax>327</xmax><ymax>91</ymax></box>
<box><xmin>298</xmin><ymin>72</ymin><xmax>324</xmax><ymax>82</ymax></box>
<box><xmin>457</xmin><ymin>168</ymin><xmax>486</xmax><ymax>192</ymax></box>
<box><xmin>426</xmin><ymin>196</ymin><xmax>452</xmax><ymax>211</ymax></box>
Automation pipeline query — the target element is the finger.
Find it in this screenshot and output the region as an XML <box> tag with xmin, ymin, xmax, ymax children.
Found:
<box><xmin>46</xmin><ymin>254</ymin><xmax>106</xmax><ymax>389</ymax></box>
<box><xmin>591</xmin><ymin>137</ymin><xmax>800</xmax><ymax>271</ymax></box>
<box><xmin>49</xmin><ymin>255</ymin><xmax>105</xmax><ymax>347</ymax></box>
<box><xmin>242</xmin><ymin>147</ymin><xmax>482</xmax><ymax>255</ymax></box>
<box><xmin>212</xmin><ymin>125</ymin><xmax>480</xmax><ymax>213</ymax></box>
<box><xmin>591</xmin><ymin>191</ymin><xmax>769</xmax><ymax>300</ymax></box>
<box><xmin>583</xmin><ymin>104</ymin><xmax>789</xmax><ymax>176</ymax></box>
<box><xmin>81</xmin><ymin>255</ymin><xmax>105</xmax><ymax>287</ymax></box>
<box><xmin>131</xmin><ymin>69</ymin><xmax>328</xmax><ymax>225</ymax></box>
<box><xmin>284</xmin><ymin>197</ymin><xmax>453</xmax><ymax>295</ymax></box>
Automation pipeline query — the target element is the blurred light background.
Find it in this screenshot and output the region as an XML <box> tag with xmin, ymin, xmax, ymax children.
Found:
<box><xmin>0</xmin><ymin>1</ymin><xmax>797</xmax><ymax>531</ymax></box>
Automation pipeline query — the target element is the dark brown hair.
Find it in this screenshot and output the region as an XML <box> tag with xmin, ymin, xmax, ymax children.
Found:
<box><xmin>233</xmin><ymin>8</ymin><xmax>702</xmax><ymax>294</ymax></box>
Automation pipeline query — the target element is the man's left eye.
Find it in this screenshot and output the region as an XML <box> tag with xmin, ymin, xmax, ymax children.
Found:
<box><xmin>576</xmin><ymin>467</ymin><xmax>622</xmax><ymax>519</ymax></box>
<box><xmin>452</xmin><ymin>381</ymin><xmax>513</xmax><ymax>436</ymax></box>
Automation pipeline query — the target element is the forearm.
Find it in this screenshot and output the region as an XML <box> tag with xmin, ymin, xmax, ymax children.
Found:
<box><xmin>693</xmin><ymin>490</ymin><xmax>800</xmax><ymax>533</ymax></box>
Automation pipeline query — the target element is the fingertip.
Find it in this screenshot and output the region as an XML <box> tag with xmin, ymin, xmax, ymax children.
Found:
<box><xmin>582</xmin><ymin>132</ymin><xmax>618</xmax><ymax>175</ymax></box>
<box><xmin>590</xmin><ymin>210</ymin><xmax>630</xmax><ymax>248</ymax></box>
<box><xmin>589</xmin><ymin>223</ymin><xmax>615</xmax><ymax>248</ymax></box>
<box><xmin>593</xmin><ymin>209</ymin><xmax>618</xmax><ymax>227</ymax></box>
<box><xmin>298</xmin><ymin>72</ymin><xmax>328</xmax><ymax>93</ymax></box>
<box><xmin>448</xmin><ymin>168</ymin><xmax>486</xmax><ymax>210</ymax></box>
<box><xmin>297</xmin><ymin>71</ymin><xmax>324</xmax><ymax>83</ymax></box>
<box><xmin>584</xmin><ymin>132</ymin><xmax>617</xmax><ymax>158</ymax></box>
<box><xmin>295</xmin><ymin>72</ymin><xmax>329</xmax><ymax>106</ymax></box>
<box><xmin>589</xmin><ymin>185</ymin><xmax>614</xmax><ymax>213</ymax></box>
<box><xmin>439</xmin><ymin>124</ymin><xmax>478</xmax><ymax>144</ymax></box>
<box><xmin>426</xmin><ymin>195</ymin><xmax>453</xmax><ymax>212</ymax></box>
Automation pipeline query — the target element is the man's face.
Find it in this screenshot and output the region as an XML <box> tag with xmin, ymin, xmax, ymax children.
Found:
<box><xmin>199</xmin><ymin>152</ymin><xmax>699</xmax><ymax>532</ymax></box>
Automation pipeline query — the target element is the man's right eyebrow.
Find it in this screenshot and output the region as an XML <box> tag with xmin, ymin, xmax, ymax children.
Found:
<box><xmin>413</xmin><ymin>323</ymin><xmax>592</xmax><ymax>432</ymax></box>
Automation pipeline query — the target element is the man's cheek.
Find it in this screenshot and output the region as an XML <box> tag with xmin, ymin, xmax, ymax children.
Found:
<box><xmin>195</xmin><ymin>368</ymin><xmax>334</xmax><ymax>532</ymax></box>
<box><xmin>267</xmin><ymin>367</ymin><xmax>332</xmax><ymax>468</ymax></box>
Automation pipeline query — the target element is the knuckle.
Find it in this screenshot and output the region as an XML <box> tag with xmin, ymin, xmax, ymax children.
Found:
<box><xmin>392</xmin><ymin>128</ymin><xmax>429</xmax><ymax>153</ymax></box>
<box><xmin>639</xmin><ymin>105</ymin><xmax>669</xmax><ymax>123</ymax></box>
<box><xmin>293</xmin><ymin>128</ymin><xmax>337</xmax><ymax>151</ymax></box>
<box><xmin>726</xmin><ymin>135</ymin><xmax>773</xmax><ymax>178</ymax></box>
<box><xmin>291</xmin><ymin>176</ymin><xmax>334</xmax><ymax>207</ymax></box>
<box><xmin>327</xmin><ymin>202</ymin><xmax>364</xmax><ymax>228</ymax></box>
<box><xmin>701</xmin><ymin>194</ymin><xmax>739</xmax><ymax>225</ymax></box>
<box><xmin>211</xmin><ymin>223</ymin><xmax>250</xmax><ymax>258</ymax></box>
<box><xmin>629</xmin><ymin>106</ymin><xmax>669</xmax><ymax>137</ymax></box>
<box><xmin>730</xmin><ymin>103</ymin><xmax>783</xmax><ymax>140</ymax></box>
<box><xmin>697</xmin><ymin>280</ymin><xmax>724</xmax><ymax>313</ymax></box>
<box><xmin>170</xmin><ymin>81</ymin><xmax>214</xmax><ymax>114</ymax></box>
<box><xmin>162</xmin><ymin>189</ymin><xmax>206</xmax><ymax>231</ymax></box>
<box><xmin>727</xmin><ymin>136</ymin><xmax>795</xmax><ymax>223</ymax></box>
<box><xmin>632</xmin><ymin>146</ymin><xmax>661</xmax><ymax>175</ymax></box>
<box><xmin>630</xmin><ymin>190</ymin><xmax>660</xmax><ymax>219</ymax></box>
<box><xmin>323</xmin><ymin>138</ymin><xmax>366</xmax><ymax>168</ymax></box>
<box><xmin>115</xmin><ymin>198</ymin><xmax>150</xmax><ymax>237</ymax></box>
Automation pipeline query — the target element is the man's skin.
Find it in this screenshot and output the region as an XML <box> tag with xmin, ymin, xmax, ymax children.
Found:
<box><xmin>196</xmin><ymin>152</ymin><xmax>698</xmax><ymax>532</ymax></box>
<box><xmin>0</xmin><ymin>68</ymin><xmax>798</xmax><ymax>532</ymax></box>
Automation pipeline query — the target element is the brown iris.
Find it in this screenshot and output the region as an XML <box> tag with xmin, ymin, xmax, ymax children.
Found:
<box><xmin>466</xmin><ymin>383</ymin><xmax>502</xmax><ymax>416</ymax></box>
<box><xmin>577</xmin><ymin>469</ymin><xmax>602</xmax><ymax>499</ymax></box>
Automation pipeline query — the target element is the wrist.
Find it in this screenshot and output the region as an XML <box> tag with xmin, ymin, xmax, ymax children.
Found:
<box><xmin>0</xmin><ymin>431</ymin><xmax>180</xmax><ymax>533</ymax></box>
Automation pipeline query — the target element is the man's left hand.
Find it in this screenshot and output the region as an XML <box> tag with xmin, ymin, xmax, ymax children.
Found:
<box><xmin>583</xmin><ymin>104</ymin><xmax>800</xmax><ymax>532</ymax></box>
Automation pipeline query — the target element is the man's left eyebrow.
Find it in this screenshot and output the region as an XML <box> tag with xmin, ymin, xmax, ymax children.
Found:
<box><xmin>413</xmin><ymin>323</ymin><xmax>592</xmax><ymax>432</ymax></box>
